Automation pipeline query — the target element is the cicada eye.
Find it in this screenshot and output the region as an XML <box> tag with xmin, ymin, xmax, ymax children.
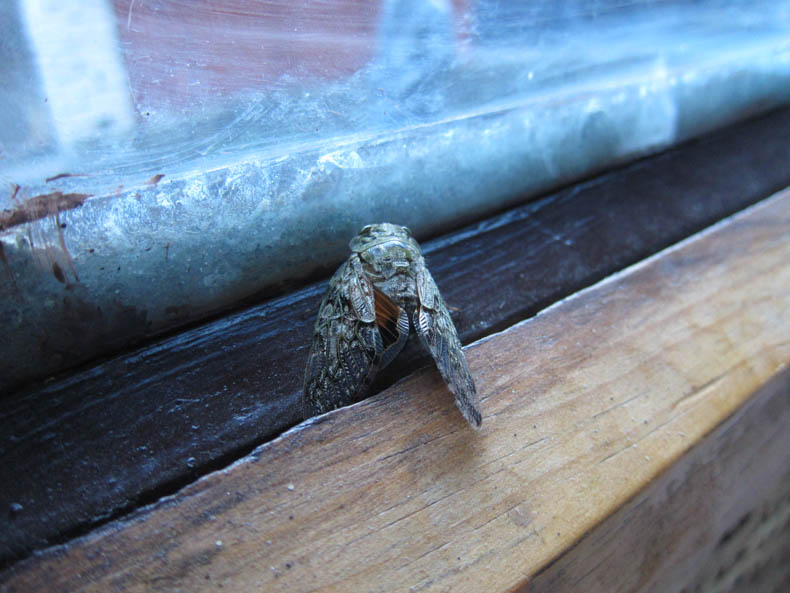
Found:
<box><xmin>360</xmin><ymin>224</ymin><xmax>375</xmax><ymax>234</ymax></box>
<box><xmin>401</xmin><ymin>225</ymin><xmax>413</xmax><ymax>236</ymax></box>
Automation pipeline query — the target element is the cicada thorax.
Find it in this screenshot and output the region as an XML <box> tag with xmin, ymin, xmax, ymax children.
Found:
<box><xmin>368</xmin><ymin>267</ymin><xmax>418</xmax><ymax>306</ymax></box>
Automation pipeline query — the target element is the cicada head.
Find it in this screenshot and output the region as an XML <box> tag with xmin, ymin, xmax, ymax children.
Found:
<box><xmin>351</xmin><ymin>223</ymin><xmax>416</xmax><ymax>250</ymax></box>
<box><xmin>351</xmin><ymin>223</ymin><xmax>422</xmax><ymax>274</ymax></box>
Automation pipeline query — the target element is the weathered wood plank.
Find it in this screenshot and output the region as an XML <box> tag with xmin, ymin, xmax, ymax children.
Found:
<box><xmin>3</xmin><ymin>108</ymin><xmax>790</xmax><ymax>569</ymax></box>
<box><xmin>525</xmin><ymin>366</ymin><xmax>790</xmax><ymax>593</ymax></box>
<box><xmin>2</xmin><ymin>187</ymin><xmax>788</xmax><ymax>592</ymax></box>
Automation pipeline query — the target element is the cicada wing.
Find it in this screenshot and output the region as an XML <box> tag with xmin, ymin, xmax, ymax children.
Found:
<box><xmin>302</xmin><ymin>257</ymin><xmax>384</xmax><ymax>419</ymax></box>
<box><xmin>415</xmin><ymin>268</ymin><xmax>482</xmax><ymax>428</ymax></box>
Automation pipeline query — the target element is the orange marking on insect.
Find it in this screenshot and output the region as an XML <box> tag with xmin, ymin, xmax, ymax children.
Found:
<box><xmin>374</xmin><ymin>288</ymin><xmax>402</xmax><ymax>346</ymax></box>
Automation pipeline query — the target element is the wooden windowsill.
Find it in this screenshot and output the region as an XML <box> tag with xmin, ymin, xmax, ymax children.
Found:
<box><xmin>3</xmin><ymin>188</ymin><xmax>788</xmax><ymax>592</ymax></box>
<box><xmin>4</xmin><ymin>109</ymin><xmax>790</xmax><ymax>572</ymax></box>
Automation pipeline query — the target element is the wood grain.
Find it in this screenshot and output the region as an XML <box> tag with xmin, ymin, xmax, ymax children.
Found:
<box><xmin>2</xmin><ymin>186</ymin><xmax>789</xmax><ymax>592</ymax></box>
<box><xmin>526</xmin><ymin>366</ymin><xmax>790</xmax><ymax>593</ymax></box>
<box><xmin>4</xmin><ymin>107</ymin><xmax>790</xmax><ymax>569</ymax></box>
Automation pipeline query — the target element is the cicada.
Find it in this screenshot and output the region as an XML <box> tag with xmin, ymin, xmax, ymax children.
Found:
<box><xmin>303</xmin><ymin>223</ymin><xmax>482</xmax><ymax>428</ymax></box>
